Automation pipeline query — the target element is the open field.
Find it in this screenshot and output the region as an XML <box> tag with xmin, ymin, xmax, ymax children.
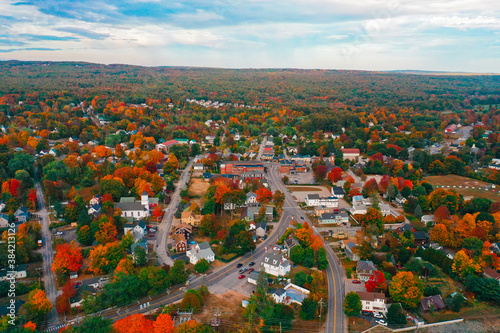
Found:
<box><xmin>188</xmin><ymin>177</ymin><xmax>210</xmax><ymax>197</ymax></box>
<box><xmin>423</xmin><ymin>175</ymin><xmax>500</xmax><ymax>202</ymax></box>
<box><xmin>287</xmin><ymin>186</ymin><xmax>324</xmax><ymax>192</ymax></box>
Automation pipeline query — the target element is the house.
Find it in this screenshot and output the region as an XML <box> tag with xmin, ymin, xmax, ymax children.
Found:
<box><xmin>379</xmin><ymin>203</ymin><xmax>391</xmax><ymax>216</ymax></box>
<box><xmin>205</xmin><ymin>135</ymin><xmax>216</xmax><ymax>144</ymax></box>
<box><xmin>271</xmin><ymin>288</ymin><xmax>287</xmax><ymax>304</ymax></box>
<box><xmin>350</xmin><ymin>202</ymin><xmax>367</xmax><ymax>215</ymax></box>
<box><xmin>131</xmin><ymin>240</ymin><xmax>148</xmax><ymax>258</ymax></box>
<box><xmin>241</xmin><ymin>206</ymin><xmax>273</xmax><ymax>222</ymax></box>
<box><xmin>394</xmin><ymin>194</ymin><xmax>407</xmax><ymax>206</ymax></box>
<box><xmin>115</xmin><ymin>192</ymin><xmax>150</xmax><ymax>219</ymax></box>
<box><xmin>245</xmin><ymin>192</ymin><xmax>259</xmax><ymax>206</ymax></box>
<box><xmin>14</xmin><ymin>206</ymin><xmax>29</xmax><ymax>223</ymax></box>
<box><xmin>187</xmin><ymin>242</ymin><xmax>215</xmax><ymax>264</ymax></box>
<box><xmin>421</xmin><ymin>215</ymin><xmax>435</xmax><ymax>226</ymax></box>
<box><xmin>344</xmin><ymin>241</ymin><xmax>360</xmax><ymax>261</ymax></box>
<box><xmin>420</xmin><ymin>295</ymin><xmax>446</xmax><ymax>312</ymax></box>
<box><xmin>319</xmin><ymin>212</ymin><xmax>338</xmax><ymax>224</ymax></box>
<box><xmin>89</xmin><ymin>194</ymin><xmax>102</xmax><ymax>206</ymax></box>
<box><xmin>193</xmin><ymin>163</ymin><xmax>204</xmax><ymax>171</ymax></box>
<box><xmin>124</xmin><ymin>220</ymin><xmax>147</xmax><ymax>242</ymax></box>
<box><xmin>314</xmin><ymin>206</ymin><xmax>334</xmax><ymax>217</ymax></box>
<box><xmin>444</xmin><ymin>124</ymin><xmax>457</xmax><ymax>134</ymax></box>
<box><xmin>283</xmin><ymin>237</ymin><xmax>298</xmax><ymax>257</ymax></box>
<box><xmin>0</xmin><ymin>264</ymin><xmax>28</xmax><ymax>282</ymax></box>
<box><xmin>441</xmin><ymin>248</ymin><xmax>455</xmax><ymax>260</ymax></box>
<box><xmin>397</xmin><ymin>223</ymin><xmax>415</xmax><ymax>235</ymax></box>
<box><xmin>181</xmin><ymin>211</ymin><xmax>202</xmax><ymax>226</ymax></box>
<box><xmin>0</xmin><ymin>213</ymin><xmax>9</xmax><ymax>228</ymax></box>
<box><xmin>174</xmin><ymin>234</ymin><xmax>187</xmax><ymax>253</ymax></box>
<box><xmin>356</xmin><ymin>291</ymin><xmax>387</xmax><ymax>314</ymax></box>
<box><xmin>70</xmin><ymin>277</ymin><xmax>107</xmax><ymax>309</ymax></box>
<box><xmin>255</xmin><ymin>222</ymin><xmax>267</xmax><ymax>237</ymax></box>
<box><xmin>341</xmin><ymin>148</ymin><xmax>360</xmax><ymax>161</ymax></box>
<box><xmin>174</xmin><ymin>223</ymin><xmax>193</xmax><ymax>239</ymax></box>
<box><xmin>413</xmin><ymin>231</ymin><xmax>429</xmax><ymax>246</ymax></box>
<box><xmin>356</xmin><ymin>260</ymin><xmax>377</xmax><ymax>281</ymax></box>
<box><xmin>87</xmin><ymin>204</ymin><xmax>101</xmax><ymax>216</ymax></box>
<box><xmin>335</xmin><ymin>211</ymin><xmax>349</xmax><ymax>224</ymax></box>
<box><xmin>305</xmin><ymin>194</ymin><xmax>339</xmax><ymax>208</ymax></box>
<box><xmin>483</xmin><ymin>267</ymin><xmax>500</xmax><ymax>283</ymax></box>
<box><xmin>262</xmin><ymin>252</ymin><xmax>291</xmax><ymax>277</ymax></box>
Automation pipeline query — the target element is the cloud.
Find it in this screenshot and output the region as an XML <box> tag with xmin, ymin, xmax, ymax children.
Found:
<box><xmin>172</xmin><ymin>9</ymin><xmax>223</xmax><ymax>22</ymax></box>
<box><xmin>56</xmin><ymin>27</ymin><xmax>110</xmax><ymax>40</ymax></box>
<box><xmin>0</xmin><ymin>47</ymin><xmax>60</xmax><ymax>52</ymax></box>
<box><xmin>19</xmin><ymin>34</ymin><xmax>78</xmax><ymax>41</ymax></box>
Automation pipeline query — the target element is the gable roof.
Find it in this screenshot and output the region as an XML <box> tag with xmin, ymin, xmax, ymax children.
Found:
<box><xmin>356</xmin><ymin>291</ymin><xmax>386</xmax><ymax>302</ymax></box>
<box><xmin>357</xmin><ymin>260</ymin><xmax>376</xmax><ymax>271</ymax></box>
<box><xmin>420</xmin><ymin>295</ymin><xmax>446</xmax><ymax>311</ymax></box>
<box><xmin>174</xmin><ymin>233</ymin><xmax>186</xmax><ymax>244</ymax></box>
<box><xmin>264</xmin><ymin>252</ymin><xmax>290</xmax><ymax>269</ymax></box>
<box><xmin>115</xmin><ymin>201</ymin><xmax>147</xmax><ymax>212</ymax></box>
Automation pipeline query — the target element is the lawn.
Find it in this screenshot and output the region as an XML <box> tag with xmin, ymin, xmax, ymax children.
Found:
<box><xmin>287</xmin><ymin>186</ymin><xmax>324</xmax><ymax>192</ymax></box>
<box><xmin>423</xmin><ymin>175</ymin><xmax>500</xmax><ymax>202</ymax></box>
<box><xmin>421</xmin><ymin>300</ymin><xmax>500</xmax><ymax>329</ymax></box>
<box><xmin>348</xmin><ymin>317</ymin><xmax>375</xmax><ymax>333</ymax></box>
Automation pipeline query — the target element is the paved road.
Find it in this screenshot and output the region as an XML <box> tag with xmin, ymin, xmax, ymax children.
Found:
<box><xmin>34</xmin><ymin>169</ymin><xmax>60</xmax><ymax>327</ymax></box>
<box><xmin>156</xmin><ymin>158</ymin><xmax>195</xmax><ymax>266</ymax></box>
<box><xmin>267</xmin><ymin>163</ymin><xmax>346</xmax><ymax>333</ymax></box>
<box><xmin>256</xmin><ymin>136</ymin><xmax>267</xmax><ymax>160</ymax></box>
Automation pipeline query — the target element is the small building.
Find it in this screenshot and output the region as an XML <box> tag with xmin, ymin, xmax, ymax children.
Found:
<box><xmin>186</xmin><ymin>241</ymin><xmax>215</xmax><ymax>265</ymax></box>
<box><xmin>413</xmin><ymin>231</ymin><xmax>429</xmax><ymax>247</ymax></box>
<box><xmin>193</xmin><ymin>163</ymin><xmax>204</xmax><ymax>171</ymax></box>
<box><xmin>397</xmin><ymin>223</ymin><xmax>415</xmax><ymax>235</ymax></box>
<box><xmin>356</xmin><ymin>260</ymin><xmax>377</xmax><ymax>282</ymax></box>
<box><xmin>283</xmin><ymin>237</ymin><xmax>298</xmax><ymax>257</ymax></box>
<box><xmin>14</xmin><ymin>206</ymin><xmax>29</xmax><ymax>223</ymax></box>
<box><xmin>350</xmin><ymin>202</ymin><xmax>367</xmax><ymax>215</ymax></box>
<box><xmin>420</xmin><ymin>295</ymin><xmax>446</xmax><ymax>313</ymax></box>
<box><xmin>345</xmin><ymin>241</ymin><xmax>360</xmax><ymax>261</ymax></box>
<box><xmin>0</xmin><ymin>264</ymin><xmax>28</xmax><ymax>282</ymax></box>
<box><xmin>421</xmin><ymin>215</ymin><xmax>435</xmax><ymax>226</ymax></box>
<box><xmin>255</xmin><ymin>222</ymin><xmax>267</xmax><ymax>237</ymax></box>
<box><xmin>245</xmin><ymin>192</ymin><xmax>259</xmax><ymax>206</ymax></box>
<box><xmin>262</xmin><ymin>252</ymin><xmax>291</xmax><ymax>277</ymax></box>
<box><xmin>174</xmin><ymin>234</ymin><xmax>187</xmax><ymax>253</ymax></box>
<box><xmin>394</xmin><ymin>194</ymin><xmax>407</xmax><ymax>206</ymax></box>
<box><xmin>247</xmin><ymin>271</ymin><xmax>260</xmax><ymax>285</ymax></box>
<box><xmin>319</xmin><ymin>212</ymin><xmax>338</xmax><ymax>224</ymax></box>
<box><xmin>0</xmin><ymin>213</ymin><xmax>9</xmax><ymax>228</ymax></box>
<box><xmin>356</xmin><ymin>291</ymin><xmax>387</xmax><ymax>314</ymax></box>
<box><xmin>341</xmin><ymin>148</ymin><xmax>360</xmax><ymax>161</ymax></box>
<box><xmin>305</xmin><ymin>194</ymin><xmax>339</xmax><ymax>208</ymax></box>
<box><xmin>379</xmin><ymin>203</ymin><xmax>391</xmax><ymax>216</ymax></box>
<box><xmin>483</xmin><ymin>267</ymin><xmax>500</xmax><ymax>283</ymax></box>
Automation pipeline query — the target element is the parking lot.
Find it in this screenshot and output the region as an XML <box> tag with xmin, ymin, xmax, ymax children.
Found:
<box><xmin>288</xmin><ymin>186</ymin><xmax>332</xmax><ymax>202</ymax></box>
<box><xmin>53</xmin><ymin>227</ymin><xmax>77</xmax><ymax>243</ymax></box>
<box><xmin>284</xmin><ymin>170</ymin><xmax>315</xmax><ymax>184</ymax></box>
<box><xmin>207</xmin><ymin>259</ymin><xmax>263</xmax><ymax>296</ymax></box>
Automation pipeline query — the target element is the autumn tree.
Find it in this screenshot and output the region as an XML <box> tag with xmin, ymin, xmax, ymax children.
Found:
<box><xmin>256</xmin><ymin>187</ymin><xmax>273</xmax><ymax>204</ymax></box>
<box><xmin>343</xmin><ymin>292</ymin><xmax>362</xmax><ymax>317</ymax></box>
<box><xmin>163</xmin><ymin>153</ymin><xmax>179</xmax><ymax>174</ymax></box>
<box><xmin>21</xmin><ymin>289</ymin><xmax>52</xmax><ymax>322</ymax></box>
<box><xmin>365</xmin><ymin>271</ymin><xmax>387</xmax><ymax>292</ymax></box>
<box><xmin>453</xmin><ymin>250</ymin><xmax>480</xmax><ymax>277</ymax></box>
<box><xmin>430</xmin><ymin>223</ymin><xmax>449</xmax><ymax>245</ymax></box>
<box><xmin>389</xmin><ymin>271</ymin><xmax>424</xmax><ymax>308</ymax></box>
<box><xmin>95</xmin><ymin>219</ymin><xmax>118</xmax><ymax>244</ymax></box>
<box><xmin>113</xmin><ymin>314</ymin><xmax>154</xmax><ymax>333</ymax></box>
<box><xmin>52</xmin><ymin>242</ymin><xmax>83</xmax><ymax>275</ymax></box>
<box><xmin>273</xmin><ymin>190</ymin><xmax>285</xmax><ymax>212</ymax></box>
<box><xmin>89</xmin><ymin>242</ymin><xmax>125</xmax><ymax>274</ymax></box>
<box><xmin>328</xmin><ymin>167</ymin><xmax>343</xmax><ymax>183</ymax></box>
<box><xmin>153</xmin><ymin>313</ymin><xmax>175</xmax><ymax>333</ymax></box>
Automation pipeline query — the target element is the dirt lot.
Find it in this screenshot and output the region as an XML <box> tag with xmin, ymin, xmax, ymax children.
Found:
<box><xmin>192</xmin><ymin>290</ymin><xmax>247</xmax><ymax>330</ymax></box>
<box><xmin>188</xmin><ymin>178</ymin><xmax>210</xmax><ymax>197</ymax></box>
<box><xmin>424</xmin><ymin>175</ymin><xmax>500</xmax><ymax>202</ymax></box>
<box><xmin>288</xmin><ymin>186</ymin><xmax>332</xmax><ymax>202</ymax></box>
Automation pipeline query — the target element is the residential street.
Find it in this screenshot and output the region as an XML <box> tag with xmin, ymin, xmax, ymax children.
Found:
<box><xmin>156</xmin><ymin>158</ymin><xmax>195</xmax><ymax>266</ymax></box>
<box><xmin>34</xmin><ymin>169</ymin><xmax>60</xmax><ymax>327</ymax></box>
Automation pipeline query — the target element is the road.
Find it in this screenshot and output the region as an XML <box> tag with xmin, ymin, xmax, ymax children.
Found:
<box><xmin>34</xmin><ymin>169</ymin><xmax>60</xmax><ymax>328</ymax></box>
<box><xmin>156</xmin><ymin>158</ymin><xmax>195</xmax><ymax>266</ymax></box>
<box><xmin>267</xmin><ymin>163</ymin><xmax>346</xmax><ymax>333</ymax></box>
<box><xmin>256</xmin><ymin>136</ymin><xmax>267</xmax><ymax>160</ymax></box>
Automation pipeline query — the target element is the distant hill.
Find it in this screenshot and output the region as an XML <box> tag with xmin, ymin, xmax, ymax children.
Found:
<box><xmin>384</xmin><ymin>69</ymin><xmax>499</xmax><ymax>76</ymax></box>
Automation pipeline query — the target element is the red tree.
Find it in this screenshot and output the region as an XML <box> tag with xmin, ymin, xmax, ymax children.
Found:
<box><xmin>256</xmin><ymin>188</ymin><xmax>273</xmax><ymax>204</ymax></box>
<box><xmin>365</xmin><ymin>271</ymin><xmax>387</xmax><ymax>292</ymax></box>
<box><xmin>328</xmin><ymin>167</ymin><xmax>343</xmax><ymax>182</ymax></box>
<box><xmin>52</xmin><ymin>243</ymin><xmax>83</xmax><ymax>273</ymax></box>
<box><xmin>434</xmin><ymin>205</ymin><xmax>450</xmax><ymax>222</ymax></box>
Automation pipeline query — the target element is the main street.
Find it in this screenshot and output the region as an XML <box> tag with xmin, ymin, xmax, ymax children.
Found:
<box><xmin>156</xmin><ymin>158</ymin><xmax>195</xmax><ymax>266</ymax></box>
<box><xmin>267</xmin><ymin>164</ymin><xmax>346</xmax><ymax>333</ymax></box>
<box><xmin>34</xmin><ymin>169</ymin><xmax>60</xmax><ymax>328</ymax></box>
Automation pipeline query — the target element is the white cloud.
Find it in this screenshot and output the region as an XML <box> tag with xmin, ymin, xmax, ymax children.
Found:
<box><xmin>172</xmin><ymin>9</ymin><xmax>223</xmax><ymax>22</ymax></box>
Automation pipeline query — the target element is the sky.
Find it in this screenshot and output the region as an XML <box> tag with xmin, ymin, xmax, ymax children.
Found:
<box><xmin>1</xmin><ymin>0</ymin><xmax>500</xmax><ymax>72</ymax></box>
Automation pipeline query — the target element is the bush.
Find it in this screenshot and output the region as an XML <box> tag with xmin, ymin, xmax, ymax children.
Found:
<box><xmin>194</xmin><ymin>259</ymin><xmax>210</xmax><ymax>273</ymax></box>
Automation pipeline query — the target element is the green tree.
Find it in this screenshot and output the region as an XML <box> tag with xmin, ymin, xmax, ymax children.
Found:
<box><xmin>414</xmin><ymin>204</ymin><xmax>423</xmax><ymax>219</ymax></box>
<box><xmin>447</xmin><ymin>293</ymin><xmax>466</xmax><ymax>312</ymax></box>
<box><xmin>386</xmin><ymin>303</ymin><xmax>406</xmax><ymax>326</ymax></box>
<box><xmin>290</xmin><ymin>246</ymin><xmax>305</xmax><ymax>264</ymax></box>
<box><xmin>72</xmin><ymin>316</ymin><xmax>114</xmax><ymax>333</ymax></box>
<box><xmin>316</xmin><ymin>247</ymin><xmax>328</xmax><ymax>270</ymax></box>
<box><xmin>100</xmin><ymin>178</ymin><xmax>126</xmax><ymax>201</ymax></box>
<box><xmin>8</xmin><ymin>152</ymin><xmax>35</xmax><ymax>177</ymax></box>
<box><xmin>302</xmin><ymin>247</ymin><xmax>315</xmax><ymax>268</ymax></box>
<box><xmin>294</xmin><ymin>271</ymin><xmax>313</xmax><ymax>287</ymax></box>
<box><xmin>300</xmin><ymin>297</ymin><xmax>318</xmax><ymax>320</ymax></box>
<box><xmin>343</xmin><ymin>292</ymin><xmax>362</xmax><ymax>317</ymax></box>
<box><xmin>194</xmin><ymin>259</ymin><xmax>210</xmax><ymax>273</ymax></box>
<box><xmin>256</xmin><ymin>268</ymin><xmax>269</xmax><ymax>296</ymax></box>
<box><xmin>168</xmin><ymin>260</ymin><xmax>188</xmax><ymax>285</ymax></box>
<box><xmin>133</xmin><ymin>246</ymin><xmax>147</xmax><ymax>266</ymax></box>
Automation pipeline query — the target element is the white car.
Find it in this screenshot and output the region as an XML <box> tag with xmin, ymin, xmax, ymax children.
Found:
<box><xmin>373</xmin><ymin>312</ymin><xmax>384</xmax><ymax>319</ymax></box>
<box><xmin>375</xmin><ymin>319</ymin><xmax>387</xmax><ymax>326</ymax></box>
<box><xmin>55</xmin><ymin>231</ymin><xmax>64</xmax><ymax>236</ymax></box>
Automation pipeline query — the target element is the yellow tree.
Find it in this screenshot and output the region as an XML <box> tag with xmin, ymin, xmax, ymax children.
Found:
<box><xmin>453</xmin><ymin>250</ymin><xmax>480</xmax><ymax>277</ymax></box>
<box><xmin>388</xmin><ymin>271</ymin><xmax>424</xmax><ymax>308</ymax></box>
<box><xmin>429</xmin><ymin>223</ymin><xmax>449</xmax><ymax>245</ymax></box>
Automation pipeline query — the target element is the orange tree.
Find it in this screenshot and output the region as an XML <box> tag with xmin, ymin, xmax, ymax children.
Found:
<box><xmin>388</xmin><ymin>271</ymin><xmax>424</xmax><ymax>309</ymax></box>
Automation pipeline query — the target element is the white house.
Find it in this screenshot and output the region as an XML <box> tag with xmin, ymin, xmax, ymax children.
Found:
<box><xmin>0</xmin><ymin>213</ymin><xmax>9</xmax><ymax>228</ymax></box>
<box><xmin>379</xmin><ymin>203</ymin><xmax>391</xmax><ymax>216</ymax></box>
<box><xmin>124</xmin><ymin>220</ymin><xmax>147</xmax><ymax>243</ymax></box>
<box><xmin>350</xmin><ymin>202</ymin><xmax>367</xmax><ymax>215</ymax></box>
<box><xmin>115</xmin><ymin>191</ymin><xmax>150</xmax><ymax>219</ymax></box>
<box><xmin>356</xmin><ymin>291</ymin><xmax>387</xmax><ymax>314</ymax></box>
<box><xmin>262</xmin><ymin>252</ymin><xmax>291</xmax><ymax>277</ymax></box>
<box><xmin>187</xmin><ymin>241</ymin><xmax>215</xmax><ymax>265</ymax></box>
<box><xmin>193</xmin><ymin>163</ymin><xmax>204</xmax><ymax>171</ymax></box>
<box><xmin>0</xmin><ymin>265</ymin><xmax>27</xmax><ymax>282</ymax></box>
<box><xmin>245</xmin><ymin>192</ymin><xmax>259</xmax><ymax>206</ymax></box>
<box><xmin>305</xmin><ymin>194</ymin><xmax>339</xmax><ymax>208</ymax></box>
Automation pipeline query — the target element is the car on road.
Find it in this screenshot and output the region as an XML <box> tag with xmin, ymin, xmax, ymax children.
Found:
<box><xmin>352</xmin><ymin>280</ymin><xmax>361</xmax><ymax>284</ymax></box>
<box><xmin>248</xmin><ymin>268</ymin><xmax>254</xmax><ymax>273</ymax></box>
<box><xmin>249</xmin><ymin>262</ymin><xmax>255</xmax><ymax>266</ymax></box>
<box><xmin>239</xmin><ymin>267</ymin><xmax>248</xmax><ymax>274</ymax></box>
<box><xmin>149</xmin><ymin>228</ymin><xmax>157</xmax><ymax>233</ymax></box>
<box><xmin>300</xmin><ymin>216</ymin><xmax>304</xmax><ymax>220</ymax></box>
<box><xmin>375</xmin><ymin>319</ymin><xmax>387</xmax><ymax>326</ymax></box>
<box><xmin>238</xmin><ymin>275</ymin><xmax>246</xmax><ymax>279</ymax></box>
<box><xmin>236</xmin><ymin>263</ymin><xmax>243</xmax><ymax>268</ymax></box>
<box><xmin>55</xmin><ymin>231</ymin><xmax>64</xmax><ymax>236</ymax></box>
<box><xmin>373</xmin><ymin>313</ymin><xmax>384</xmax><ymax>319</ymax></box>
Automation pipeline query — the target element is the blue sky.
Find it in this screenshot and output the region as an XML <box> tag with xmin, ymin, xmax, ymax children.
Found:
<box><xmin>1</xmin><ymin>0</ymin><xmax>500</xmax><ymax>72</ymax></box>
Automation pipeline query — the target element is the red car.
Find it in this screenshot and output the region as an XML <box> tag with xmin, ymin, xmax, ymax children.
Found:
<box><xmin>248</xmin><ymin>268</ymin><xmax>254</xmax><ymax>273</ymax></box>
<box><xmin>238</xmin><ymin>275</ymin><xmax>246</xmax><ymax>279</ymax></box>
<box><xmin>352</xmin><ymin>280</ymin><xmax>361</xmax><ymax>284</ymax></box>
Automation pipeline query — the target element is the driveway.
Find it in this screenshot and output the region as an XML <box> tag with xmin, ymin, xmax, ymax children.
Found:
<box><xmin>345</xmin><ymin>279</ymin><xmax>366</xmax><ymax>294</ymax></box>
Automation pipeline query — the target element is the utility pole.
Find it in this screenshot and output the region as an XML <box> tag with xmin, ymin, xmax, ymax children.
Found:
<box><xmin>318</xmin><ymin>298</ymin><xmax>325</xmax><ymax>321</ymax></box>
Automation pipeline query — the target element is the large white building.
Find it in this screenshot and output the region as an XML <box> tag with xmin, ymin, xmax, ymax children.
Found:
<box><xmin>262</xmin><ymin>252</ymin><xmax>291</xmax><ymax>277</ymax></box>
<box><xmin>115</xmin><ymin>191</ymin><xmax>150</xmax><ymax>219</ymax></box>
<box><xmin>187</xmin><ymin>242</ymin><xmax>215</xmax><ymax>265</ymax></box>
<box><xmin>356</xmin><ymin>291</ymin><xmax>387</xmax><ymax>314</ymax></box>
<box><xmin>305</xmin><ymin>194</ymin><xmax>339</xmax><ymax>208</ymax></box>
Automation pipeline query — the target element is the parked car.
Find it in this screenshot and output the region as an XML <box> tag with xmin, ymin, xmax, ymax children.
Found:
<box><xmin>375</xmin><ymin>319</ymin><xmax>387</xmax><ymax>326</ymax></box>
<box><xmin>300</xmin><ymin>216</ymin><xmax>304</xmax><ymax>220</ymax></box>
<box><xmin>373</xmin><ymin>313</ymin><xmax>384</xmax><ymax>319</ymax></box>
<box><xmin>239</xmin><ymin>267</ymin><xmax>248</xmax><ymax>274</ymax></box>
<box><xmin>238</xmin><ymin>275</ymin><xmax>245</xmax><ymax>279</ymax></box>
<box><xmin>55</xmin><ymin>231</ymin><xmax>64</xmax><ymax>236</ymax></box>
<box><xmin>236</xmin><ymin>263</ymin><xmax>243</xmax><ymax>268</ymax></box>
<box><xmin>352</xmin><ymin>280</ymin><xmax>361</xmax><ymax>284</ymax></box>
<box><xmin>248</xmin><ymin>268</ymin><xmax>254</xmax><ymax>273</ymax></box>
<box><xmin>249</xmin><ymin>262</ymin><xmax>255</xmax><ymax>267</ymax></box>
<box><xmin>361</xmin><ymin>311</ymin><xmax>371</xmax><ymax>316</ymax></box>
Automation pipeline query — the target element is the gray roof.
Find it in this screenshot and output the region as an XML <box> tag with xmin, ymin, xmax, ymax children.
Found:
<box><xmin>115</xmin><ymin>202</ymin><xmax>147</xmax><ymax>212</ymax></box>
<box><xmin>273</xmin><ymin>288</ymin><xmax>286</xmax><ymax>296</ymax></box>
<box><xmin>119</xmin><ymin>197</ymin><xmax>136</xmax><ymax>203</ymax></box>
<box><xmin>307</xmin><ymin>193</ymin><xmax>320</xmax><ymax>200</ymax></box>
<box><xmin>332</xmin><ymin>186</ymin><xmax>345</xmax><ymax>195</ymax></box>
<box><xmin>420</xmin><ymin>295</ymin><xmax>445</xmax><ymax>311</ymax></box>
<box><xmin>320</xmin><ymin>213</ymin><xmax>335</xmax><ymax>220</ymax></box>
<box><xmin>198</xmin><ymin>241</ymin><xmax>211</xmax><ymax>250</ymax></box>
<box><xmin>357</xmin><ymin>260</ymin><xmax>376</xmax><ymax>271</ymax></box>
<box><xmin>264</xmin><ymin>252</ymin><xmax>290</xmax><ymax>269</ymax></box>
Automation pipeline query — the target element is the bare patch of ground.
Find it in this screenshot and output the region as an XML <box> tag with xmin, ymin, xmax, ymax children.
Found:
<box><xmin>188</xmin><ymin>178</ymin><xmax>210</xmax><ymax>197</ymax></box>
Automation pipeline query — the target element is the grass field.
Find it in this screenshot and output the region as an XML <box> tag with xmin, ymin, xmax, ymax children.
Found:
<box><xmin>423</xmin><ymin>175</ymin><xmax>500</xmax><ymax>202</ymax></box>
